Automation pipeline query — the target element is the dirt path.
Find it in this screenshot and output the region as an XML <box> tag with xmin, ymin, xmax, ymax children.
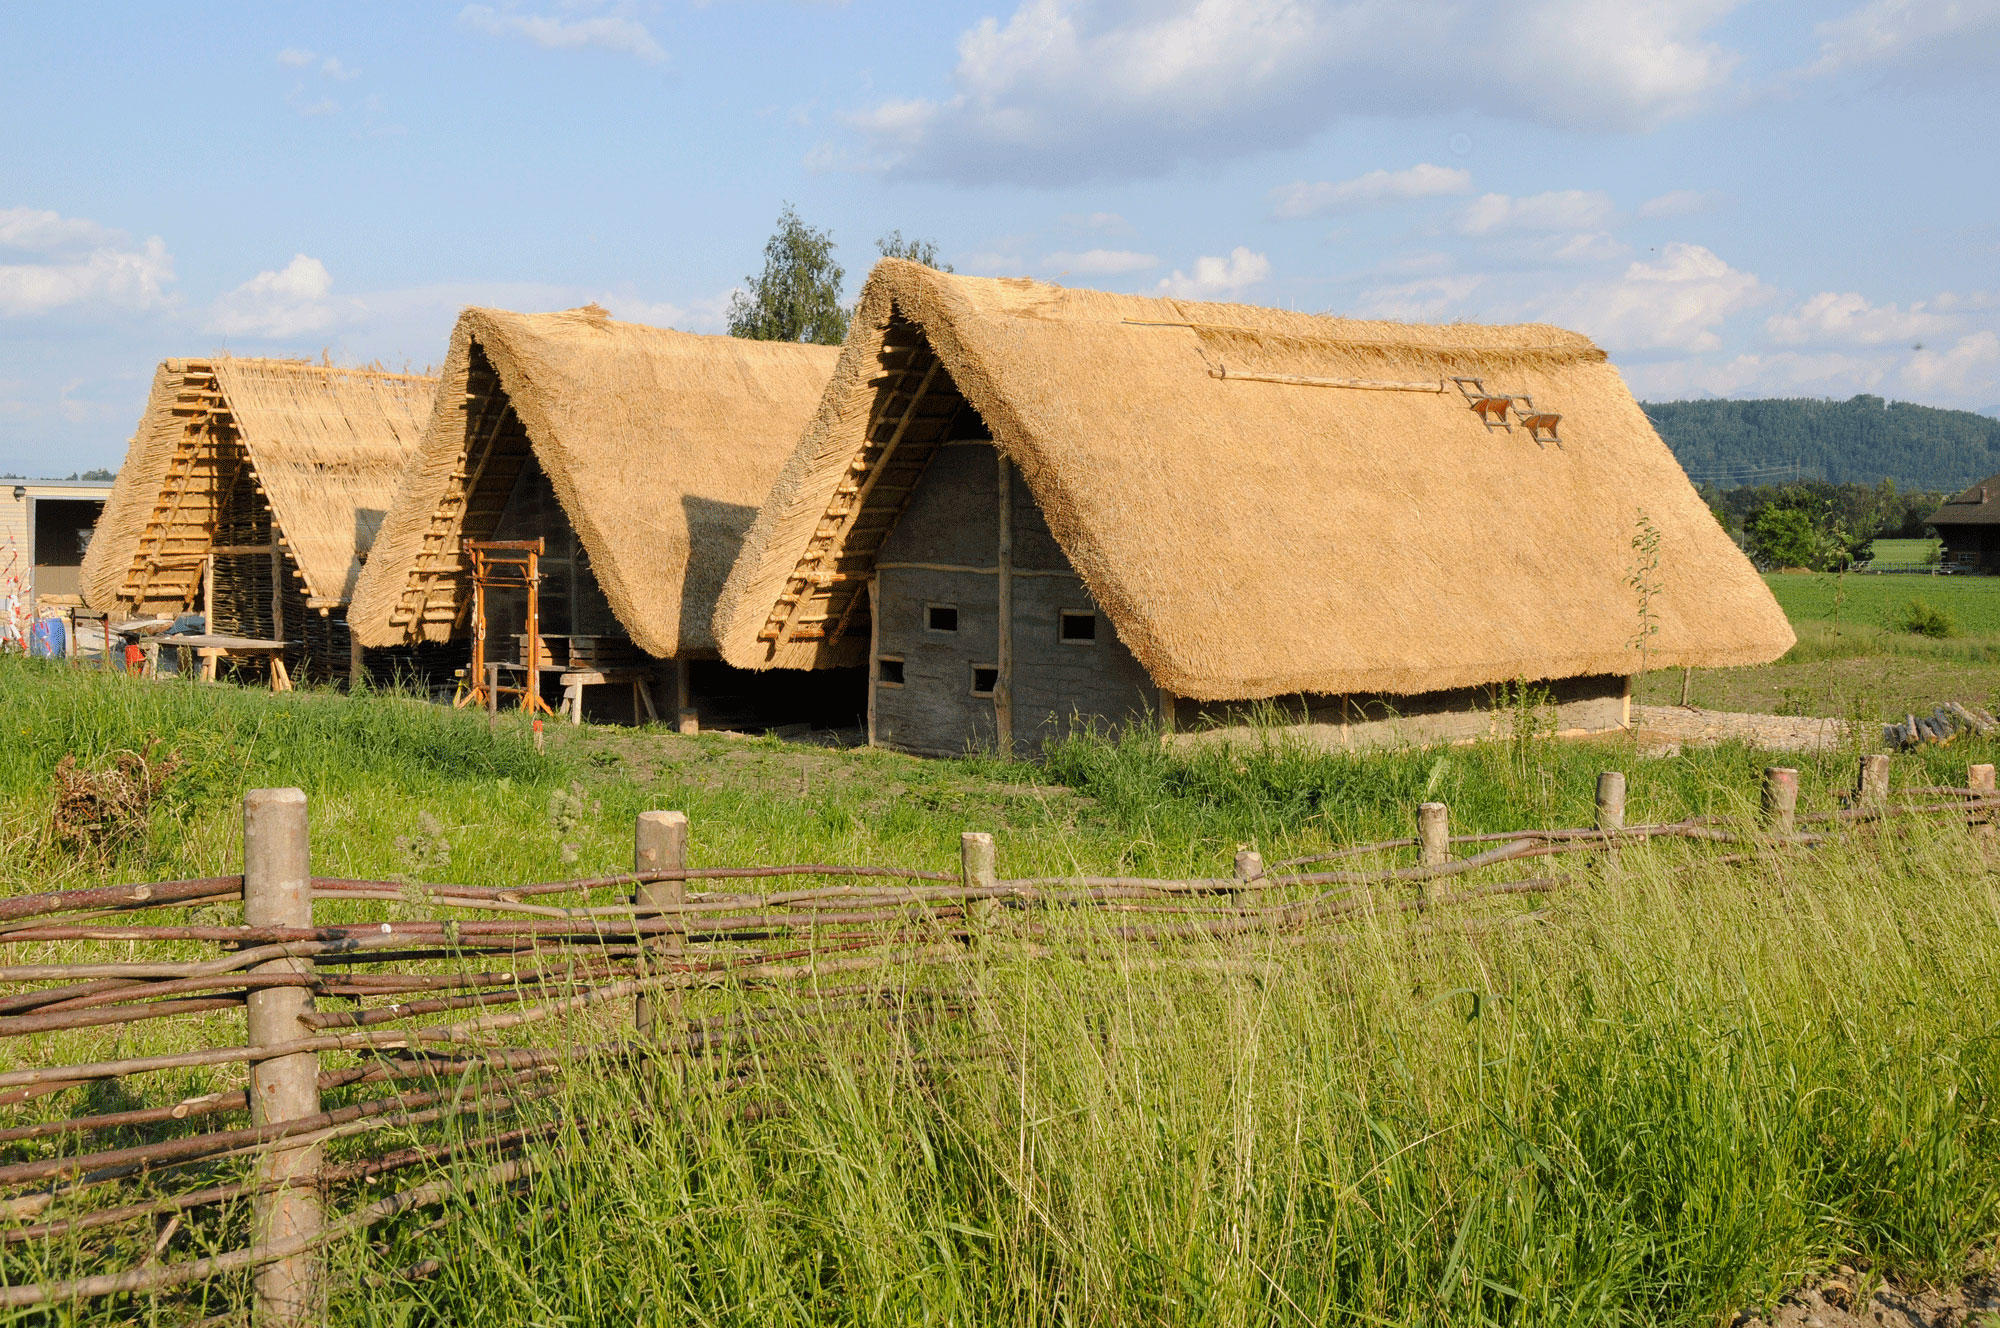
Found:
<box><xmin>1633</xmin><ymin>704</ymin><xmax>1850</xmax><ymax>753</ymax></box>
<box><xmin>1739</xmin><ymin>1271</ymin><xmax>1998</xmax><ymax>1328</ymax></box>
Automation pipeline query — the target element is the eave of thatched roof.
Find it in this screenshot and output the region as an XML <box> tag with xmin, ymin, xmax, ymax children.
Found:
<box><xmin>80</xmin><ymin>358</ymin><xmax>435</xmax><ymax>614</ymax></box>
<box><xmin>345</xmin><ymin>306</ymin><xmax>840</xmax><ymax>656</ymax></box>
<box><xmin>714</xmin><ymin>259</ymin><xmax>1796</xmax><ymax>701</ymax></box>
<box><xmin>1930</xmin><ymin>474</ymin><xmax>2000</xmax><ymax>526</ymax></box>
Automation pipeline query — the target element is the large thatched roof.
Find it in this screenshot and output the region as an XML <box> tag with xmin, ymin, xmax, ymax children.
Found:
<box><xmin>81</xmin><ymin>358</ymin><xmax>436</xmax><ymax>614</ymax></box>
<box><xmin>346</xmin><ymin>306</ymin><xmax>840</xmax><ymax>656</ymax></box>
<box><xmin>714</xmin><ymin>260</ymin><xmax>1795</xmax><ymax>701</ymax></box>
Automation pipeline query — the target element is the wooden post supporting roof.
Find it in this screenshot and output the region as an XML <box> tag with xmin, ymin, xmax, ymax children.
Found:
<box><xmin>995</xmin><ymin>453</ymin><xmax>1014</xmax><ymax>756</ymax></box>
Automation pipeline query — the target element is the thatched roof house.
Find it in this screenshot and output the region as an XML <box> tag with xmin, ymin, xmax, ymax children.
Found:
<box><xmin>715</xmin><ymin>260</ymin><xmax>1795</xmax><ymax>755</ymax></box>
<box><xmin>82</xmin><ymin>357</ymin><xmax>435</xmax><ymax>675</ymax></box>
<box><xmin>1927</xmin><ymin>473</ymin><xmax>2000</xmax><ymax>571</ymax></box>
<box><xmin>347</xmin><ymin>305</ymin><xmax>841</xmax><ymax>672</ymax></box>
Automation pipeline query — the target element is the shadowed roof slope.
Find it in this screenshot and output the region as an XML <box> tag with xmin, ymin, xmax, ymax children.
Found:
<box><xmin>715</xmin><ymin>260</ymin><xmax>1795</xmax><ymax>700</ymax></box>
<box><xmin>1930</xmin><ymin>473</ymin><xmax>2000</xmax><ymax>526</ymax></box>
<box><xmin>346</xmin><ymin>306</ymin><xmax>840</xmax><ymax>656</ymax></box>
<box><xmin>81</xmin><ymin>357</ymin><xmax>435</xmax><ymax>613</ymax></box>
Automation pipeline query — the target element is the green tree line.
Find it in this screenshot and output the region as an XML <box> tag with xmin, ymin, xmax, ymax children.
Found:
<box><xmin>1644</xmin><ymin>395</ymin><xmax>2000</xmax><ymax>492</ymax></box>
<box><xmin>1701</xmin><ymin>478</ymin><xmax>1947</xmax><ymax>571</ymax></box>
<box><xmin>726</xmin><ymin>205</ymin><xmax>950</xmax><ymax>346</ymax></box>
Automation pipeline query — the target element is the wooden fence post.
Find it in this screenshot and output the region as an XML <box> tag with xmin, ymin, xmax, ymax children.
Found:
<box><xmin>1855</xmin><ymin>753</ymin><xmax>1891</xmax><ymax>810</ymax></box>
<box><xmin>1233</xmin><ymin>849</ymin><xmax>1263</xmax><ymax>887</ymax></box>
<box><xmin>1416</xmin><ymin>802</ymin><xmax>1449</xmax><ymax>869</ymax></box>
<box><xmin>242</xmin><ymin>788</ymin><xmax>321</xmax><ymax>1328</ymax></box>
<box><xmin>1595</xmin><ymin>771</ymin><xmax>1626</xmax><ymax>871</ymax></box>
<box><xmin>961</xmin><ymin>832</ymin><xmax>998</xmax><ymax>936</ymax></box>
<box><xmin>1761</xmin><ymin>767</ymin><xmax>1799</xmax><ymax>837</ymax></box>
<box><xmin>1969</xmin><ymin>763</ymin><xmax>1995</xmax><ymax>840</ymax></box>
<box><xmin>1594</xmin><ymin>772</ymin><xmax>1626</xmax><ymax>834</ymax></box>
<box><xmin>634</xmin><ymin>810</ymin><xmax>688</xmax><ymax>1039</ymax></box>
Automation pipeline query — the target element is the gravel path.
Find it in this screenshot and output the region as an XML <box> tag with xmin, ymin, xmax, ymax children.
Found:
<box><xmin>1632</xmin><ymin>704</ymin><xmax>1850</xmax><ymax>753</ymax></box>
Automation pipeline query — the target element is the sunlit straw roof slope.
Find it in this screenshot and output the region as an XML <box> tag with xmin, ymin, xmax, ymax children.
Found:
<box><xmin>716</xmin><ymin>259</ymin><xmax>1794</xmax><ymax>700</ymax></box>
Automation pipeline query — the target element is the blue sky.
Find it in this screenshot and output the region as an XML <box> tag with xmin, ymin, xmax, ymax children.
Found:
<box><xmin>3</xmin><ymin>0</ymin><xmax>1997</xmax><ymax>475</ymax></box>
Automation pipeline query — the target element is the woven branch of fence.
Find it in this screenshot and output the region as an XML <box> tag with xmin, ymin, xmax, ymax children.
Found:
<box><xmin>2</xmin><ymin>756</ymin><xmax>1994</xmax><ymax>1322</ymax></box>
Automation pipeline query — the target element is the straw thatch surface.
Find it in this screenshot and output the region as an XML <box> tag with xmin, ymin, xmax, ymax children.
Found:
<box><xmin>346</xmin><ymin>306</ymin><xmax>840</xmax><ymax>656</ymax></box>
<box><xmin>81</xmin><ymin>358</ymin><xmax>435</xmax><ymax>613</ymax></box>
<box><xmin>715</xmin><ymin>260</ymin><xmax>1795</xmax><ymax>700</ymax></box>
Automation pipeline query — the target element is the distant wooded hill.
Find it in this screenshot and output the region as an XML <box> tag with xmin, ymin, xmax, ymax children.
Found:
<box><xmin>1641</xmin><ymin>395</ymin><xmax>2000</xmax><ymax>492</ymax></box>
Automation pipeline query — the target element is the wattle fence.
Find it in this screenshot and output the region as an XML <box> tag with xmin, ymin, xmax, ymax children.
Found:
<box><xmin>3</xmin><ymin>756</ymin><xmax>1995</xmax><ymax>1322</ymax></box>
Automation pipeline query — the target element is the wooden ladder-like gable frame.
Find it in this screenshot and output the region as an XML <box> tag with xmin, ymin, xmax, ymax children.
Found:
<box><xmin>760</xmin><ymin>323</ymin><xmax>967</xmax><ymax>647</ymax></box>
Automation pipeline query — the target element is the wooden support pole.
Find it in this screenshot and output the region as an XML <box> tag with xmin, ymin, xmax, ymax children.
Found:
<box><xmin>1969</xmin><ymin>763</ymin><xmax>1995</xmax><ymax>839</ymax></box>
<box><xmin>1594</xmin><ymin>771</ymin><xmax>1627</xmax><ymax>833</ymax></box>
<box><xmin>1233</xmin><ymin>849</ymin><xmax>1264</xmax><ymax>886</ymax></box>
<box><xmin>866</xmin><ymin>577</ymin><xmax>879</xmax><ymax>749</ymax></box>
<box><xmin>1761</xmin><ymin>767</ymin><xmax>1799</xmax><ymax>837</ymax></box>
<box><xmin>1855</xmin><ymin>753</ymin><xmax>1891</xmax><ymax>809</ymax></box>
<box><xmin>994</xmin><ymin>454</ymin><xmax>1014</xmax><ymax>758</ymax></box>
<box><xmin>242</xmin><ymin>788</ymin><xmax>322</xmax><ymax>1327</ymax></box>
<box><xmin>634</xmin><ymin>811</ymin><xmax>688</xmax><ymax>1037</ymax></box>
<box><xmin>961</xmin><ymin>832</ymin><xmax>998</xmax><ymax>935</ymax></box>
<box><xmin>675</xmin><ymin>658</ymin><xmax>697</xmax><ymax>734</ymax></box>
<box><xmin>1416</xmin><ymin>802</ymin><xmax>1449</xmax><ymax>869</ymax></box>
<box><xmin>1595</xmin><ymin>770</ymin><xmax>1626</xmax><ymax>872</ymax></box>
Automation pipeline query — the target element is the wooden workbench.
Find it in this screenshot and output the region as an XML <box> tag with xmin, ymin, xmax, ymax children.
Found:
<box><xmin>159</xmin><ymin>634</ymin><xmax>292</xmax><ymax>692</ymax></box>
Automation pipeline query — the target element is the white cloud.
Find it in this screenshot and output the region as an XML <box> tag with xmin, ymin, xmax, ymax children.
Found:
<box><xmin>596</xmin><ymin>289</ymin><xmax>735</xmax><ymax>333</ymax></box>
<box><xmin>1354</xmin><ymin>274</ymin><xmax>1485</xmax><ymax>322</ymax></box>
<box><xmin>320</xmin><ymin>56</ymin><xmax>359</xmax><ymax>81</ymax></box>
<box><xmin>0</xmin><ymin>208</ymin><xmax>119</xmax><ymax>252</ymax></box>
<box><xmin>1806</xmin><ymin>0</ymin><xmax>2000</xmax><ymax>77</ymax></box>
<box><xmin>459</xmin><ymin>5</ymin><xmax>667</xmax><ymax>63</ymax></box>
<box><xmin>1766</xmin><ymin>291</ymin><xmax>1958</xmax><ymax>347</ymax></box>
<box><xmin>1271</xmin><ymin>163</ymin><xmax>1471</xmax><ymax>219</ymax></box>
<box><xmin>1538</xmin><ymin>232</ymin><xmax>1632</xmax><ymax>265</ymax></box>
<box><xmin>209</xmin><ymin>255</ymin><xmax>345</xmax><ymax>339</ymax></box>
<box><xmin>0</xmin><ymin>207</ymin><xmax>174</xmax><ymax>317</ymax></box>
<box><xmin>847</xmin><ymin>0</ymin><xmax>1743</xmax><ymax>184</ymax></box>
<box><xmin>1636</xmin><ymin>188</ymin><xmax>1719</xmax><ymax>219</ymax></box>
<box><xmin>1156</xmin><ymin>246</ymin><xmax>1270</xmax><ymax>299</ymax></box>
<box><xmin>1903</xmin><ymin>330</ymin><xmax>2000</xmax><ymax>398</ymax></box>
<box><xmin>1539</xmin><ymin>242</ymin><xmax>1762</xmax><ymax>352</ymax></box>
<box><xmin>1624</xmin><ymin>350</ymin><xmax>1891</xmax><ymax>402</ymax></box>
<box><xmin>1060</xmin><ymin>211</ymin><xmax>1133</xmax><ymax>234</ymax></box>
<box><xmin>1459</xmin><ymin>189</ymin><xmax>1616</xmax><ymax>235</ymax></box>
<box><xmin>1042</xmin><ymin>248</ymin><xmax>1158</xmax><ymax>275</ymax></box>
<box><xmin>276</xmin><ymin>47</ymin><xmax>315</xmax><ymax>67</ymax></box>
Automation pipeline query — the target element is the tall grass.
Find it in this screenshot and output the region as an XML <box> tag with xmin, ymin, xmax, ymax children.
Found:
<box><xmin>5</xmin><ymin>660</ymin><xmax>1999</xmax><ymax>1325</ymax></box>
<box><xmin>344</xmin><ymin>826</ymin><xmax>2000</xmax><ymax>1327</ymax></box>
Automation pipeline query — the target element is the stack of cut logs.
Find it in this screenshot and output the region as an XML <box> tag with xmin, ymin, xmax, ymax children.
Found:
<box><xmin>1883</xmin><ymin>701</ymin><xmax>1998</xmax><ymax>750</ymax></box>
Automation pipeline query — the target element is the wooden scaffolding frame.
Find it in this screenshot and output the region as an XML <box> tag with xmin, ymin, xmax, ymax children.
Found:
<box><xmin>461</xmin><ymin>538</ymin><xmax>553</xmax><ymax>715</ymax></box>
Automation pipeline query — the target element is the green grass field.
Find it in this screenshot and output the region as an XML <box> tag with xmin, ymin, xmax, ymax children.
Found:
<box><xmin>1638</xmin><ymin>570</ymin><xmax>2000</xmax><ymax>716</ymax></box>
<box><xmin>3</xmin><ymin>659</ymin><xmax>2000</xmax><ymax>1326</ymax></box>
<box><xmin>1864</xmin><ymin>537</ymin><xmax>1941</xmax><ymax>568</ymax></box>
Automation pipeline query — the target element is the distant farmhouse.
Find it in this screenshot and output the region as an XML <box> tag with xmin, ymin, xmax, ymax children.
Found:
<box><xmin>347</xmin><ymin>305</ymin><xmax>848</xmax><ymax>727</ymax></box>
<box><xmin>1929</xmin><ymin>474</ymin><xmax>2000</xmax><ymax>571</ymax></box>
<box><xmin>82</xmin><ymin>358</ymin><xmax>435</xmax><ymax>681</ymax></box>
<box><xmin>716</xmin><ymin>261</ymin><xmax>1795</xmax><ymax>758</ymax></box>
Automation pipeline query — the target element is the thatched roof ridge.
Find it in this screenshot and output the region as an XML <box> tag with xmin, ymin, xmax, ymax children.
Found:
<box><xmin>715</xmin><ymin>260</ymin><xmax>1795</xmax><ymax>700</ymax></box>
<box><xmin>346</xmin><ymin>306</ymin><xmax>840</xmax><ymax>655</ymax></box>
<box><xmin>81</xmin><ymin>357</ymin><xmax>436</xmax><ymax>613</ymax></box>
